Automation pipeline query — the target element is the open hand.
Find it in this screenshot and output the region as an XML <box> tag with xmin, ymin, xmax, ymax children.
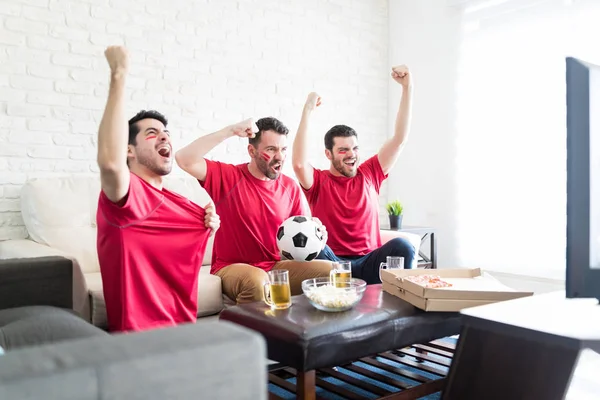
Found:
<box><xmin>312</xmin><ymin>217</ymin><xmax>328</xmax><ymax>249</ymax></box>
<box><xmin>204</xmin><ymin>202</ymin><xmax>220</xmax><ymax>236</ymax></box>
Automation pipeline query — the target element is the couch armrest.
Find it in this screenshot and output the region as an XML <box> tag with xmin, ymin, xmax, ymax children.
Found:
<box><xmin>0</xmin><ymin>257</ymin><xmax>73</xmax><ymax>310</ymax></box>
<box><xmin>0</xmin><ymin>321</ymin><xmax>268</xmax><ymax>400</ymax></box>
<box><xmin>0</xmin><ymin>239</ymin><xmax>69</xmax><ymax>259</ymax></box>
<box><xmin>0</xmin><ymin>240</ymin><xmax>89</xmax><ymax>321</ymax></box>
<box><xmin>380</xmin><ymin>230</ymin><xmax>421</xmax><ymax>269</ymax></box>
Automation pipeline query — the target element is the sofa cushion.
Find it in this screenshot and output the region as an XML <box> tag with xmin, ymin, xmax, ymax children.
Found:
<box><xmin>20</xmin><ymin>175</ymin><xmax>216</xmax><ymax>273</ymax></box>
<box><xmin>85</xmin><ymin>267</ymin><xmax>223</xmax><ymax>330</ymax></box>
<box><xmin>380</xmin><ymin>230</ymin><xmax>422</xmax><ymax>269</ymax></box>
<box><xmin>0</xmin><ymin>321</ymin><xmax>267</xmax><ymax>400</ymax></box>
<box><xmin>20</xmin><ymin>176</ymin><xmax>101</xmax><ymax>274</ymax></box>
<box><xmin>0</xmin><ymin>306</ymin><xmax>107</xmax><ymax>351</ymax></box>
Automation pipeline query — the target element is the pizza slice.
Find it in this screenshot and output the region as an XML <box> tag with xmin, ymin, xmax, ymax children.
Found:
<box><xmin>404</xmin><ymin>275</ymin><xmax>453</xmax><ymax>288</ymax></box>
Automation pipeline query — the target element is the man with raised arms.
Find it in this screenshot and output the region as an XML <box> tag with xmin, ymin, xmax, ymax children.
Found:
<box><xmin>96</xmin><ymin>46</ymin><xmax>220</xmax><ymax>332</ymax></box>
<box><xmin>292</xmin><ymin>65</ymin><xmax>415</xmax><ymax>284</ymax></box>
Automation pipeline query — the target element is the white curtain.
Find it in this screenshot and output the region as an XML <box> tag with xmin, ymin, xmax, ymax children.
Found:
<box><xmin>455</xmin><ymin>0</ymin><xmax>600</xmax><ymax>279</ymax></box>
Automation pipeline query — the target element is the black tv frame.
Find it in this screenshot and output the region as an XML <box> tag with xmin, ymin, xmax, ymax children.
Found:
<box><xmin>566</xmin><ymin>56</ymin><xmax>600</xmax><ymax>301</ymax></box>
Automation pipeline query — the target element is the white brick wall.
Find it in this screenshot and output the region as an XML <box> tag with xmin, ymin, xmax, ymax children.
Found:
<box><xmin>0</xmin><ymin>0</ymin><xmax>390</xmax><ymax>240</ymax></box>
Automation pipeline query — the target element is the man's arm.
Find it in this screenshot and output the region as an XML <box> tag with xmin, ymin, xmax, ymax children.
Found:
<box><xmin>175</xmin><ymin>119</ymin><xmax>258</xmax><ymax>182</ymax></box>
<box><xmin>97</xmin><ymin>46</ymin><xmax>131</xmax><ymax>203</ymax></box>
<box><xmin>378</xmin><ymin>65</ymin><xmax>413</xmax><ymax>175</ymax></box>
<box><xmin>292</xmin><ymin>92</ymin><xmax>321</xmax><ymax>190</ymax></box>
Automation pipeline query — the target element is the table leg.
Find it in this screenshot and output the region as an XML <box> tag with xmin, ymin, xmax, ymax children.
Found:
<box><xmin>415</xmin><ymin>232</ymin><xmax>436</xmax><ymax>269</ymax></box>
<box><xmin>296</xmin><ymin>370</ymin><xmax>316</xmax><ymax>400</ymax></box>
<box><xmin>430</xmin><ymin>232</ymin><xmax>437</xmax><ymax>269</ymax></box>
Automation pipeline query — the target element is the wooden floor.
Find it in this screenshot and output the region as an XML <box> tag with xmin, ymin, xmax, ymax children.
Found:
<box><xmin>268</xmin><ymin>339</ymin><xmax>456</xmax><ymax>400</ymax></box>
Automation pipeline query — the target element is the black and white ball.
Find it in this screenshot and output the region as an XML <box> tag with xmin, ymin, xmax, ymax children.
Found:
<box><xmin>276</xmin><ymin>216</ymin><xmax>324</xmax><ymax>261</ymax></box>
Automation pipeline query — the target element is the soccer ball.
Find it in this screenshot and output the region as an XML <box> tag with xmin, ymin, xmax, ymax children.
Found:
<box><xmin>276</xmin><ymin>216</ymin><xmax>324</xmax><ymax>261</ymax></box>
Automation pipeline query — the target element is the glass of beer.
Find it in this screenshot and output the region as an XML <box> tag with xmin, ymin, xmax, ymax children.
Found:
<box><xmin>379</xmin><ymin>256</ymin><xmax>404</xmax><ymax>281</ymax></box>
<box><xmin>330</xmin><ymin>261</ymin><xmax>352</xmax><ymax>288</ymax></box>
<box><xmin>263</xmin><ymin>270</ymin><xmax>292</xmax><ymax>310</ymax></box>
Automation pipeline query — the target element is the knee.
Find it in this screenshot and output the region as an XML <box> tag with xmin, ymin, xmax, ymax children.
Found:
<box><xmin>311</xmin><ymin>260</ymin><xmax>335</xmax><ymax>278</ymax></box>
<box><xmin>235</xmin><ymin>270</ymin><xmax>269</xmax><ymax>303</ymax></box>
<box><xmin>316</xmin><ymin>245</ymin><xmax>338</xmax><ymax>261</ymax></box>
<box><xmin>387</xmin><ymin>238</ymin><xmax>415</xmax><ymax>259</ymax></box>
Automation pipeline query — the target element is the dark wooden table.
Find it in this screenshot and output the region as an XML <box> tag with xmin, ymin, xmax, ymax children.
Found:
<box><xmin>443</xmin><ymin>291</ymin><xmax>600</xmax><ymax>400</ymax></box>
<box><xmin>383</xmin><ymin>225</ymin><xmax>437</xmax><ymax>269</ymax></box>
<box><xmin>220</xmin><ymin>285</ymin><xmax>461</xmax><ymax>399</ymax></box>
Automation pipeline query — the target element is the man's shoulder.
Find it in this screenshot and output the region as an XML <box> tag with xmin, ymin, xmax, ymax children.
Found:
<box><xmin>98</xmin><ymin>172</ymin><xmax>163</xmax><ymax>221</ymax></box>
<box><xmin>358</xmin><ymin>155</ymin><xmax>384</xmax><ymax>176</ymax></box>
<box><xmin>214</xmin><ymin>160</ymin><xmax>247</xmax><ymax>169</ymax></box>
<box><xmin>310</xmin><ymin>166</ymin><xmax>329</xmax><ymax>185</ymax></box>
<box><xmin>207</xmin><ymin>159</ymin><xmax>246</xmax><ymax>175</ymax></box>
<box><xmin>279</xmin><ymin>174</ymin><xmax>302</xmax><ymax>192</ymax></box>
<box><xmin>358</xmin><ymin>154</ymin><xmax>380</xmax><ymax>169</ymax></box>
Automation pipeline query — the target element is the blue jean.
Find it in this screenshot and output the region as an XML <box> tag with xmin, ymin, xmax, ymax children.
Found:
<box><xmin>316</xmin><ymin>237</ymin><xmax>416</xmax><ymax>284</ymax></box>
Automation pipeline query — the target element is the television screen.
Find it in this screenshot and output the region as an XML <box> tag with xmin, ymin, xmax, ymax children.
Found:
<box><xmin>566</xmin><ymin>56</ymin><xmax>600</xmax><ymax>300</ymax></box>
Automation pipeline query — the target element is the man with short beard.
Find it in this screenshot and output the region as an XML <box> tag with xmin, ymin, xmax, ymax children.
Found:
<box><xmin>175</xmin><ymin>117</ymin><xmax>333</xmax><ymax>304</ymax></box>
<box><xmin>292</xmin><ymin>65</ymin><xmax>415</xmax><ymax>284</ymax></box>
<box><xmin>96</xmin><ymin>46</ymin><xmax>220</xmax><ymax>332</ymax></box>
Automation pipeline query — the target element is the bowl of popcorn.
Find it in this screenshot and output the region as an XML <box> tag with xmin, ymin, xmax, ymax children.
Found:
<box><xmin>301</xmin><ymin>277</ymin><xmax>367</xmax><ymax>312</ymax></box>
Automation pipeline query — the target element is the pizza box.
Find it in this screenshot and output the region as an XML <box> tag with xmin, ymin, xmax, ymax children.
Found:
<box><xmin>381</xmin><ymin>268</ymin><xmax>533</xmax><ymax>311</ymax></box>
<box><xmin>382</xmin><ymin>282</ymin><xmax>498</xmax><ymax>312</ymax></box>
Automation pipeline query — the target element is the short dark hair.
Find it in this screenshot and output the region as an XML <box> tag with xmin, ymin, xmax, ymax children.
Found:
<box><xmin>249</xmin><ymin>117</ymin><xmax>289</xmax><ymax>147</ymax></box>
<box><xmin>128</xmin><ymin>110</ymin><xmax>168</xmax><ymax>146</ymax></box>
<box><xmin>324</xmin><ymin>125</ymin><xmax>358</xmax><ymax>151</ymax></box>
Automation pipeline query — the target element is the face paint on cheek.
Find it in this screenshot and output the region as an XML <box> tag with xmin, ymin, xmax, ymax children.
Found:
<box><xmin>260</xmin><ymin>152</ymin><xmax>271</xmax><ymax>162</ymax></box>
<box><xmin>145</xmin><ymin>135</ymin><xmax>157</xmax><ymax>141</ymax></box>
<box><xmin>338</xmin><ymin>151</ymin><xmax>347</xmax><ymax>155</ymax></box>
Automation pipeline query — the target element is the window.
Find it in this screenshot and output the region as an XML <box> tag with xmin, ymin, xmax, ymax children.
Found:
<box><xmin>455</xmin><ymin>0</ymin><xmax>600</xmax><ymax>279</ymax></box>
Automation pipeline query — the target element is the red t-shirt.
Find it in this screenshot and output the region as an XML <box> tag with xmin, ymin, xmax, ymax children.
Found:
<box><xmin>96</xmin><ymin>173</ymin><xmax>211</xmax><ymax>333</ymax></box>
<box><xmin>303</xmin><ymin>155</ymin><xmax>388</xmax><ymax>257</ymax></box>
<box><xmin>200</xmin><ymin>161</ymin><xmax>305</xmax><ymax>274</ymax></box>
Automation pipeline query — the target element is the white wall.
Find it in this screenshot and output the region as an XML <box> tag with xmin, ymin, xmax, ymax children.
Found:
<box><xmin>387</xmin><ymin>0</ymin><xmax>464</xmax><ymax>267</ymax></box>
<box><xmin>0</xmin><ymin>0</ymin><xmax>391</xmax><ymax>240</ymax></box>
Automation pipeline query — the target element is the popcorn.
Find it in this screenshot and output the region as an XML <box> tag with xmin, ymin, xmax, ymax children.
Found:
<box><xmin>305</xmin><ymin>284</ymin><xmax>360</xmax><ymax>309</ymax></box>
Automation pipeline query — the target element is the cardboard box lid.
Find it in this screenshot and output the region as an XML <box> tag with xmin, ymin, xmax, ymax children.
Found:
<box><xmin>382</xmin><ymin>282</ymin><xmax>498</xmax><ymax>312</ymax></box>
<box><xmin>380</xmin><ymin>268</ymin><xmax>533</xmax><ymax>301</ymax></box>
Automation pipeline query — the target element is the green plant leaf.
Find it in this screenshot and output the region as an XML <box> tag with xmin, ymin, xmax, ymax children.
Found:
<box><xmin>386</xmin><ymin>200</ymin><xmax>403</xmax><ymax>216</ymax></box>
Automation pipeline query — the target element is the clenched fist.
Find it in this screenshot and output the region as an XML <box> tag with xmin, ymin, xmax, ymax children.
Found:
<box><xmin>391</xmin><ymin>65</ymin><xmax>411</xmax><ymax>88</ymax></box>
<box><xmin>304</xmin><ymin>92</ymin><xmax>322</xmax><ymax>111</ymax></box>
<box><xmin>204</xmin><ymin>202</ymin><xmax>220</xmax><ymax>237</ymax></box>
<box><xmin>230</xmin><ymin>118</ymin><xmax>259</xmax><ymax>139</ymax></box>
<box><xmin>104</xmin><ymin>46</ymin><xmax>129</xmax><ymax>75</ymax></box>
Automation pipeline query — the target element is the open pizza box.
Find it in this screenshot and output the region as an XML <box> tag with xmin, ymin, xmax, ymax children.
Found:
<box><xmin>381</xmin><ymin>268</ymin><xmax>533</xmax><ymax>312</ymax></box>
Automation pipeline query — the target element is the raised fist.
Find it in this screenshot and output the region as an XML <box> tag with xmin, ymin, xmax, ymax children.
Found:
<box><xmin>304</xmin><ymin>92</ymin><xmax>322</xmax><ymax>111</ymax></box>
<box><xmin>230</xmin><ymin>118</ymin><xmax>259</xmax><ymax>138</ymax></box>
<box><xmin>391</xmin><ymin>65</ymin><xmax>411</xmax><ymax>87</ymax></box>
<box><xmin>104</xmin><ymin>46</ymin><xmax>129</xmax><ymax>75</ymax></box>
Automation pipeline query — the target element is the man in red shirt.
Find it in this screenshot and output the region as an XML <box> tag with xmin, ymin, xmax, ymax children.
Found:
<box><xmin>292</xmin><ymin>65</ymin><xmax>415</xmax><ymax>284</ymax></box>
<box><xmin>96</xmin><ymin>46</ymin><xmax>220</xmax><ymax>333</ymax></box>
<box><xmin>176</xmin><ymin>118</ymin><xmax>333</xmax><ymax>303</ymax></box>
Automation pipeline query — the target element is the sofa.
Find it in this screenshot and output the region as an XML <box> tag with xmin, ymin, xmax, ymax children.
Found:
<box><xmin>0</xmin><ymin>321</ymin><xmax>267</xmax><ymax>400</ymax></box>
<box><xmin>0</xmin><ymin>256</ymin><xmax>268</xmax><ymax>400</ymax></box>
<box><xmin>0</xmin><ymin>320</ymin><xmax>267</xmax><ymax>400</ymax></box>
<box><xmin>0</xmin><ymin>256</ymin><xmax>108</xmax><ymax>351</ymax></box>
<box><xmin>0</xmin><ymin>175</ymin><xmax>421</xmax><ymax>329</ymax></box>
